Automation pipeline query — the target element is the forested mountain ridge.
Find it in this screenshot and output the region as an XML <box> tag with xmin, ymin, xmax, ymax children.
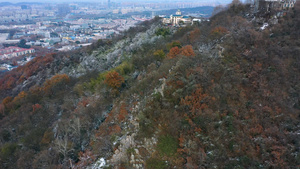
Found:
<box><xmin>0</xmin><ymin>2</ymin><xmax>299</xmax><ymax>168</ymax></box>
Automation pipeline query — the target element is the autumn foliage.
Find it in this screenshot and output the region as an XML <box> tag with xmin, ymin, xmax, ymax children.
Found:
<box><xmin>210</xmin><ymin>26</ymin><xmax>228</xmax><ymax>38</ymax></box>
<box><xmin>0</xmin><ymin>3</ymin><xmax>300</xmax><ymax>169</ymax></box>
<box><xmin>0</xmin><ymin>104</ymin><xmax>4</xmax><ymax>117</ymax></box>
<box><xmin>32</xmin><ymin>104</ymin><xmax>42</xmax><ymax>112</ymax></box>
<box><xmin>12</xmin><ymin>91</ymin><xmax>27</xmax><ymax>103</ymax></box>
<box><xmin>181</xmin><ymin>87</ymin><xmax>209</xmax><ymax>112</ymax></box>
<box><xmin>167</xmin><ymin>45</ymin><xmax>195</xmax><ymax>58</ymax></box>
<box><xmin>42</xmin><ymin>74</ymin><xmax>70</xmax><ymax>96</ymax></box>
<box><xmin>104</xmin><ymin>71</ymin><xmax>125</xmax><ymax>89</ymax></box>
<box><xmin>179</xmin><ymin>45</ymin><xmax>195</xmax><ymax>57</ymax></box>
<box><xmin>0</xmin><ymin>53</ymin><xmax>55</xmax><ymax>95</ymax></box>
<box><xmin>2</xmin><ymin>96</ymin><xmax>13</xmax><ymax>107</ymax></box>
<box><xmin>118</xmin><ymin>103</ymin><xmax>128</xmax><ymax>122</ymax></box>
<box><xmin>189</xmin><ymin>28</ymin><xmax>201</xmax><ymax>43</ymax></box>
<box><xmin>167</xmin><ymin>46</ymin><xmax>181</xmax><ymax>58</ymax></box>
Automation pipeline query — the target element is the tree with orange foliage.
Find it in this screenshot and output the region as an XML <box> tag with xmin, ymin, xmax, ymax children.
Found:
<box><xmin>167</xmin><ymin>46</ymin><xmax>181</xmax><ymax>59</ymax></box>
<box><xmin>42</xmin><ymin>74</ymin><xmax>70</xmax><ymax>96</ymax></box>
<box><xmin>104</xmin><ymin>71</ymin><xmax>125</xmax><ymax>90</ymax></box>
<box><xmin>0</xmin><ymin>104</ymin><xmax>4</xmax><ymax>118</ymax></box>
<box><xmin>210</xmin><ymin>26</ymin><xmax>228</xmax><ymax>39</ymax></box>
<box><xmin>180</xmin><ymin>45</ymin><xmax>195</xmax><ymax>57</ymax></box>
<box><xmin>168</xmin><ymin>45</ymin><xmax>195</xmax><ymax>59</ymax></box>
<box><xmin>108</xmin><ymin>125</ymin><xmax>121</xmax><ymax>135</ymax></box>
<box><xmin>2</xmin><ymin>96</ymin><xmax>13</xmax><ymax>113</ymax></box>
<box><xmin>181</xmin><ymin>87</ymin><xmax>209</xmax><ymax>113</ymax></box>
<box><xmin>13</xmin><ymin>91</ymin><xmax>27</xmax><ymax>103</ymax></box>
<box><xmin>118</xmin><ymin>103</ymin><xmax>128</xmax><ymax>122</ymax></box>
<box><xmin>32</xmin><ymin>104</ymin><xmax>42</xmax><ymax>112</ymax></box>
<box><xmin>40</xmin><ymin>130</ymin><xmax>54</xmax><ymax>146</ymax></box>
<box><xmin>189</xmin><ymin>28</ymin><xmax>201</xmax><ymax>43</ymax></box>
<box><xmin>0</xmin><ymin>53</ymin><xmax>55</xmax><ymax>94</ymax></box>
<box><xmin>2</xmin><ymin>96</ymin><xmax>13</xmax><ymax>107</ymax></box>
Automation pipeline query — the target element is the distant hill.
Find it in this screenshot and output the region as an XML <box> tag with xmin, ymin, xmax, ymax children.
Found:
<box><xmin>157</xmin><ymin>6</ymin><xmax>215</xmax><ymax>17</ymax></box>
<box><xmin>0</xmin><ymin>2</ymin><xmax>43</xmax><ymax>7</ymax></box>
<box><xmin>0</xmin><ymin>2</ymin><xmax>13</xmax><ymax>7</ymax></box>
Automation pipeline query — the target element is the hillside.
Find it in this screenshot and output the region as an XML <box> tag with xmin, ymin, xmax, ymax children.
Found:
<box><xmin>0</xmin><ymin>2</ymin><xmax>299</xmax><ymax>169</ymax></box>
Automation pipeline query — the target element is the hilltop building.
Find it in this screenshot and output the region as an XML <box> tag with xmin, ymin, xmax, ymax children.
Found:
<box><xmin>162</xmin><ymin>10</ymin><xmax>192</xmax><ymax>26</ymax></box>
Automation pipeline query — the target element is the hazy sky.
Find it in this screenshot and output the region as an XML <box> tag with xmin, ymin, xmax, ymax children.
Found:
<box><xmin>0</xmin><ymin>0</ymin><xmax>234</xmax><ymax>4</ymax></box>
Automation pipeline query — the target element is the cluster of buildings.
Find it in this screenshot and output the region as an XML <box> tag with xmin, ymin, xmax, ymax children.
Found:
<box><xmin>0</xmin><ymin>5</ymin><xmax>55</xmax><ymax>24</ymax></box>
<box><xmin>0</xmin><ymin>16</ymin><xmax>144</xmax><ymax>51</ymax></box>
<box><xmin>162</xmin><ymin>9</ymin><xmax>207</xmax><ymax>26</ymax></box>
<box><xmin>0</xmin><ymin>1</ymin><xmax>217</xmax><ymax>73</ymax></box>
<box><xmin>0</xmin><ymin>46</ymin><xmax>35</xmax><ymax>60</ymax></box>
<box><xmin>254</xmin><ymin>0</ymin><xmax>296</xmax><ymax>14</ymax></box>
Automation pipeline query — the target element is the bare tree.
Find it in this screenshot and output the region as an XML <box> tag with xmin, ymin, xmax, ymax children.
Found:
<box><xmin>230</xmin><ymin>0</ymin><xmax>242</xmax><ymax>6</ymax></box>
<box><xmin>54</xmin><ymin>136</ymin><xmax>74</xmax><ymax>159</ymax></box>
<box><xmin>68</xmin><ymin>118</ymin><xmax>82</xmax><ymax>138</ymax></box>
<box><xmin>212</xmin><ymin>5</ymin><xmax>226</xmax><ymax>16</ymax></box>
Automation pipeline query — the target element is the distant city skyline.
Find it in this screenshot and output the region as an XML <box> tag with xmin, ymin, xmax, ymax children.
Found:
<box><xmin>0</xmin><ymin>0</ymin><xmax>235</xmax><ymax>5</ymax></box>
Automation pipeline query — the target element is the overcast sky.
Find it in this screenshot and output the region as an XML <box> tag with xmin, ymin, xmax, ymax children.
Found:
<box><xmin>0</xmin><ymin>0</ymin><xmax>235</xmax><ymax>5</ymax></box>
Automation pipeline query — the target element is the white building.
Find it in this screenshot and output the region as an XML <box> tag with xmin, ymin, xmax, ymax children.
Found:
<box><xmin>282</xmin><ymin>0</ymin><xmax>296</xmax><ymax>9</ymax></box>
<box><xmin>0</xmin><ymin>47</ymin><xmax>35</xmax><ymax>60</ymax></box>
<box><xmin>162</xmin><ymin>10</ymin><xmax>192</xmax><ymax>26</ymax></box>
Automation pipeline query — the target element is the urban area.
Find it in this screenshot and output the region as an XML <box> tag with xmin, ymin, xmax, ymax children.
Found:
<box><xmin>0</xmin><ymin>0</ymin><xmax>295</xmax><ymax>73</ymax></box>
<box><xmin>0</xmin><ymin>0</ymin><xmax>215</xmax><ymax>73</ymax></box>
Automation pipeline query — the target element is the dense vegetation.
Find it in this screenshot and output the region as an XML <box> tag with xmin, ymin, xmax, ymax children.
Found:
<box><xmin>0</xmin><ymin>2</ymin><xmax>299</xmax><ymax>168</ymax></box>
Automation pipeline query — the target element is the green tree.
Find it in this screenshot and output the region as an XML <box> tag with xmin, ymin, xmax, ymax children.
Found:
<box><xmin>18</xmin><ymin>39</ymin><xmax>30</xmax><ymax>48</ymax></box>
<box><xmin>155</xmin><ymin>28</ymin><xmax>170</xmax><ymax>37</ymax></box>
<box><xmin>154</xmin><ymin>49</ymin><xmax>166</xmax><ymax>60</ymax></box>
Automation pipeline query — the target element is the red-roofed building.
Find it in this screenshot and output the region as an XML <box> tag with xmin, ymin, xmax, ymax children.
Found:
<box><xmin>0</xmin><ymin>47</ymin><xmax>35</xmax><ymax>60</ymax></box>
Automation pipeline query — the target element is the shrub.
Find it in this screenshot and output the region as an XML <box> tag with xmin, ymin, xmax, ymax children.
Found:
<box><xmin>189</xmin><ymin>28</ymin><xmax>201</xmax><ymax>43</ymax></box>
<box><xmin>0</xmin><ymin>129</ymin><xmax>11</xmax><ymax>142</ymax></box>
<box><xmin>138</xmin><ymin>118</ymin><xmax>155</xmax><ymax>139</ymax></box>
<box><xmin>2</xmin><ymin>96</ymin><xmax>13</xmax><ymax>107</ymax></box>
<box><xmin>0</xmin><ymin>143</ymin><xmax>18</xmax><ymax>159</ymax></box>
<box><xmin>153</xmin><ymin>49</ymin><xmax>166</xmax><ymax>61</ymax></box>
<box><xmin>167</xmin><ymin>41</ymin><xmax>182</xmax><ymax>50</ymax></box>
<box><xmin>210</xmin><ymin>26</ymin><xmax>228</xmax><ymax>39</ymax></box>
<box><xmin>114</xmin><ymin>61</ymin><xmax>134</xmax><ymax>76</ymax></box>
<box><xmin>42</xmin><ymin>74</ymin><xmax>70</xmax><ymax>96</ymax></box>
<box><xmin>85</xmin><ymin>61</ymin><xmax>133</xmax><ymax>92</ymax></box>
<box><xmin>157</xmin><ymin>135</ymin><xmax>178</xmax><ymax>156</ymax></box>
<box><xmin>155</xmin><ymin>28</ymin><xmax>170</xmax><ymax>37</ymax></box>
<box><xmin>181</xmin><ymin>87</ymin><xmax>209</xmax><ymax>113</ymax></box>
<box><xmin>104</xmin><ymin>71</ymin><xmax>125</xmax><ymax>90</ymax></box>
<box><xmin>146</xmin><ymin>158</ymin><xmax>168</xmax><ymax>169</ymax></box>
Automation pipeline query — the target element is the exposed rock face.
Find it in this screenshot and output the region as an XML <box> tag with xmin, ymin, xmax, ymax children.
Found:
<box><xmin>92</xmin><ymin>93</ymin><xmax>160</xmax><ymax>168</ymax></box>
<box><xmin>4</xmin><ymin>23</ymin><xmax>164</xmax><ymax>98</ymax></box>
<box><xmin>198</xmin><ymin>42</ymin><xmax>225</xmax><ymax>58</ymax></box>
<box><xmin>59</xmin><ymin>24</ymin><xmax>163</xmax><ymax>78</ymax></box>
<box><xmin>109</xmin><ymin>134</ymin><xmax>136</xmax><ymax>164</ymax></box>
<box><xmin>154</xmin><ymin>78</ymin><xmax>166</xmax><ymax>97</ymax></box>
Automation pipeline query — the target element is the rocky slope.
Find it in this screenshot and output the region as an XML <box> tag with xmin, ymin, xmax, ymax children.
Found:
<box><xmin>0</xmin><ymin>3</ymin><xmax>299</xmax><ymax>169</ymax></box>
